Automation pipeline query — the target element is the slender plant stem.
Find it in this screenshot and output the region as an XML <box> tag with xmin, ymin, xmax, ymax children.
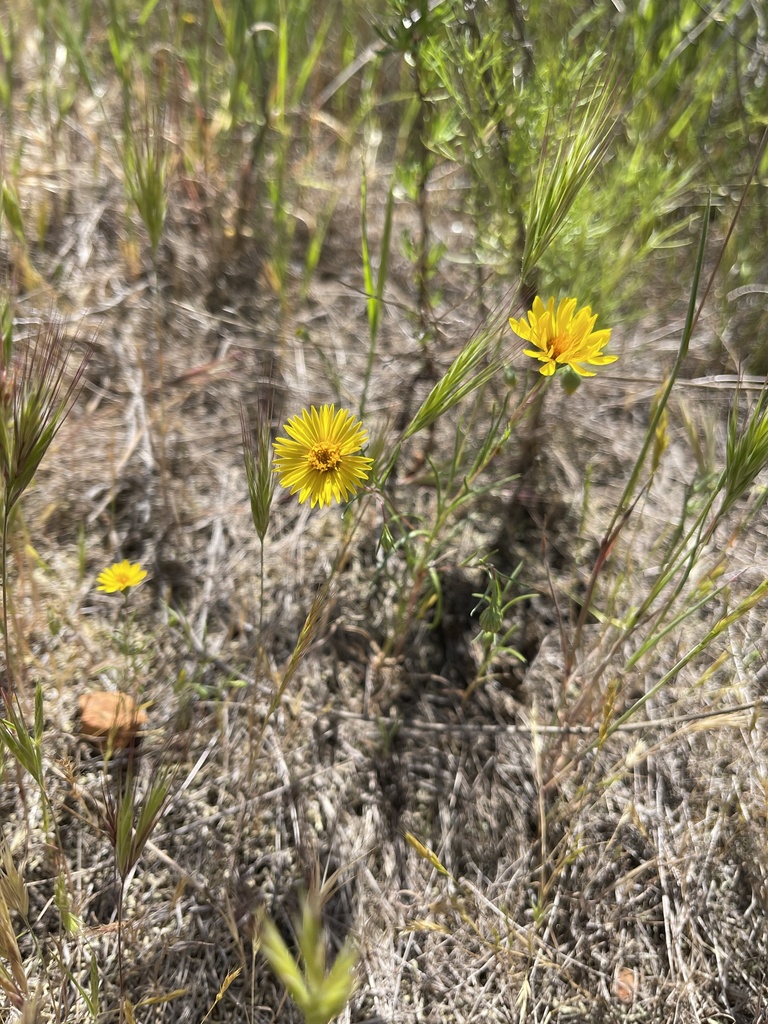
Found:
<box><xmin>117</xmin><ymin>872</ymin><xmax>126</xmax><ymax>1024</ymax></box>
<box><xmin>151</xmin><ymin>258</ymin><xmax>171</xmax><ymax>520</ymax></box>
<box><xmin>258</xmin><ymin>540</ymin><xmax>265</xmax><ymax>651</ymax></box>
<box><xmin>2</xmin><ymin>510</ymin><xmax>12</xmax><ymax>705</ymax></box>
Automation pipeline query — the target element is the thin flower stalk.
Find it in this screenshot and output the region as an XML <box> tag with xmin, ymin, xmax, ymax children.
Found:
<box><xmin>241</xmin><ymin>401</ymin><xmax>275</xmax><ymax>646</ymax></box>
<box><xmin>568</xmin><ymin>204</ymin><xmax>711</xmax><ymax>662</ymax></box>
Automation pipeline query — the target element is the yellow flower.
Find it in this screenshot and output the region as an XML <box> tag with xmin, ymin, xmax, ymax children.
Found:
<box><xmin>509</xmin><ymin>296</ymin><xmax>617</xmax><ymax>377</ymax></box>
<box><xmin>273</xmin><ymin>405</ymin><xmax>373</xmax><ymax>508</ymax></box>
<box><xmin>97</xmin><ymin>560</ymin><xmax>148</xmax><ymax>593</ymax></box>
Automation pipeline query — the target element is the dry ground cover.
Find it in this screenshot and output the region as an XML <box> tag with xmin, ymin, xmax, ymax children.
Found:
<box><xmin>1</xmin><ymin>2</ymin><xmax>768</xmax><ymax>1023</ymax></box>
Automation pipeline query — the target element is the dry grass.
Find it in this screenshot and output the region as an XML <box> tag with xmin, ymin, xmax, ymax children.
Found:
<box><xmin>1</xmin><ymin>5</ymin><xmax>768</xmax><ymax>1024</ymax></box>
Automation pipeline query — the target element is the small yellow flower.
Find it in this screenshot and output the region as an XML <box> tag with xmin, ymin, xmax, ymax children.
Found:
<box><xmin>97</xmin><ymin>560</ymin><xmax>148</xmax><ymax>593</ymax></box>
<box><xmin>510</xmin><ymin>296</ymin><xmax>617</xmax><ymax>377</ymax></box>
<box><xmin>273</xmin><ymin>404</ymin><xmax>373</xmax><ymax>508</ymax></box>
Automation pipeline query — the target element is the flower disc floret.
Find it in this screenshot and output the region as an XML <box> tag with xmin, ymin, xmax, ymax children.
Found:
<box><xmin>273</xmin><ymin>404</ymin><xmax>373</xmax><ymax>508</ymax></box>
<box><xmin>97</xmin><ymin>560</ymin><xmax>148</xmax><ymax>593</ymax></box>
<box><xmin>510</xmin><ymin>296</ymin><xmax>617</xmax><ymax>377</ymax></box>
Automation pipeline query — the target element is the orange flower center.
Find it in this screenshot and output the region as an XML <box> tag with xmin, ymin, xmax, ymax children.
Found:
<box><xmin>549</xmin><ymin>332</ymin><xmax>568</xmax><ymax>357</ymax></box>
<box><xmin>308</xmin><ymin>442</ymin><xmax>342</xmax><ymax>473</ymax></box>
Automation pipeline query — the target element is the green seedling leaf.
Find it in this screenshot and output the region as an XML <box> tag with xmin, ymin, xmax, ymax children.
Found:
<box><xmin>1</xmin><ymin>182</ymin><xmax>24</xmax><ymax>242</ymax></box>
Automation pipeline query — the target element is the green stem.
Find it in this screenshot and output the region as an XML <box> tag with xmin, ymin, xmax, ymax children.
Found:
<box><xmin>151</xmin><ymin>255</ymin><xmax>170</xmax><ymax>520</ymax></box>
<box><xmin>258</xmin><ymin>539</ymin><xmax>265</xmax><ymax>652</ymax></box>
<box><xmin>116</xmin><ymin>871</ymin><xmax>126</xmax><ymax>1024</ymax></box>
<box><xmin>2</xmin><ymin>509</ymin><xmax>12</xmax><ymax>705</ymax></box>
<box><xmin>601</xmin><ymin>579</ymin><xmax>768</xmax><ymax>746</ymax></box>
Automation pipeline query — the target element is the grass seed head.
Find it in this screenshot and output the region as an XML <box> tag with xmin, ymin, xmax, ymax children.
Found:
<box><xmin>259</xmin><ymin>891</ymin><xmax>357</xmax><ymax>1024</ymax></box>
<box><xmin>241</xmin><ymin>402</ymin><xmax>276</xmax><ymax>542</ymax></box>
<box><xmin>122</xmin><ymin>103</ymin><xmax>170</xmax><ymax>255</ymax></box>
<box><xmin>0</xmin><ymin>318</ymin><xmax>90</xmax><ymax>517</ymax></box>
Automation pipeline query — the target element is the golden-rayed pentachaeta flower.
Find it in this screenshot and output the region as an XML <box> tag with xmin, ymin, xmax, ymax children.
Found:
<box><xmin>509</xmin><ymin>296</ymin><xmax>617</xmax><ymax>377</ymax></box>
<box><xmin>273</xmin><ymin>404</ymin><xmax>373</xmax><ymax>508</ymax></box>
<box><xmin>97</xmin><ymin>560</ymin><xmax>148</xmax><ymax>593</ymax></box>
